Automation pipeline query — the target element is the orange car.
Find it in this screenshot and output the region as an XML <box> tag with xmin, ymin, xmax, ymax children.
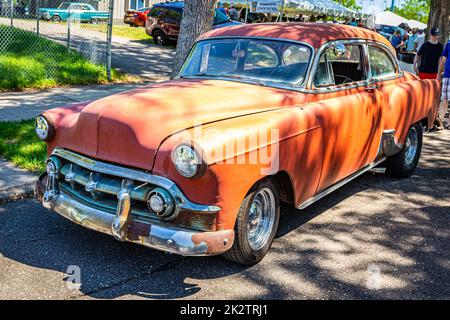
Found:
<box><xmin>35</xmin><ymin>23</ymin><xmax>440</xmax><ymax>265</ymax></box>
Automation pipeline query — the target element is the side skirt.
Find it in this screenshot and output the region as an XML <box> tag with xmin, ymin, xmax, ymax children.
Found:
<box><xmin>297</xmin><ymin>157</ymin><xmax>387</xmax><ymax>210</ymax></box>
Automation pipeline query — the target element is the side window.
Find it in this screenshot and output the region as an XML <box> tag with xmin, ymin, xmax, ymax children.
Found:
<box><xmin>244</xmin><ymin>43</ymin><xmax>278</xmax><ymax>69</ymax></box>
<box><xmin>148</xmin><ymin>7</ymin><xmax>163</xmax><ymax>17</ymax></box>
<box><xmin>165</xmin><ymin>9</ymin><xmax>182</xmax><ymax>20</ymax></box>
<box><xmin>368</xmin><ymin>46</ymin><xmax>396</xmax><ymax>79</ymax></box>
<box><xmin>314</xmin><ymin>44</ymin><xmax>366</xmax><ymax>87</ymax></box>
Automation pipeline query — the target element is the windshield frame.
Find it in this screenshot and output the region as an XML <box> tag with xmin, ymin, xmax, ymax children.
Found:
<box><xmin>176</xmin><ymin>36</ymin><xmax>315</xmax><ymax>91</ymax></box>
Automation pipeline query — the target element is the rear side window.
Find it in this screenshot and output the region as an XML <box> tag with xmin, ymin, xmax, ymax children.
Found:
<box><xmin>148</xmin><ymin>7</ymin><xmax>164</xmax><ymax>17</ymax></box>
<box><xmin>368</xmin><ymin>45</ymin><xmax>397</xmax><ymax>79</ymax></box>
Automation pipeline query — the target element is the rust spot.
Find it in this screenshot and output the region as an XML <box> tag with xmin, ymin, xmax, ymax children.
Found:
<box><xmin>192</xmin><ymin>229</ymin><xmax>234</xmax><ymax>254</ymax></box>
<box><xmin>127</xmin><ymin>221</ymin><xmax>151</xmax><ymax>241</ymax></box>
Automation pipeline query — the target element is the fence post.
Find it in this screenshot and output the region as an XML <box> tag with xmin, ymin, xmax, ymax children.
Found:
<box><xmin>67</xmin><ymin>1</ymin><xmax>71</xmax><ymax>52</ymax></box>
<box><xmin>36</xmin><ymin>0</ymin><xmax>40</xmax><ymax>36</ymax></box>
<box><xmin>10</xmin><ymin>0</ymin><xmax>13</xmax><ymax>27</ymax></box>
<box><xmin>106</xmin><ymin>0</ymin><xmax>114</xmax><ymax>81</ymax></box>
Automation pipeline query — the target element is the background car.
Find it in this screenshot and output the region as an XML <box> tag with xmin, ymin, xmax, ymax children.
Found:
<box><xmin>123</xmin><ymin>7</ymin><xmax>152</xmax><ymax>27</ymax></box>
<box><xmin>376</xmin><ymin>24</ymin><xmax>406</xmax><ymax>40</ymax></box>
<box><xmin>144</xmin><ymin>1</ymin><xmax>241</xmax><ymax>46</ymax></box>
<box><xmin>39</xmin><ymin>2</ymin><xmax>109</xmax><ymax>23</ymax></box>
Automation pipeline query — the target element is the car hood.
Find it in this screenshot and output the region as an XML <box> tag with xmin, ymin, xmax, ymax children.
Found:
<box><xmin>45</xmin><ymin>79</ymin><xmax>303</xmax><ymax>171</ymax></box>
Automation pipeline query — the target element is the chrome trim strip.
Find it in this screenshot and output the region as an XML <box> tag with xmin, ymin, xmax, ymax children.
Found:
<box><xmin>51</xmin><ymin>148</ymin><xmax>221</xmax><ymax>214</ymax></box>
<box><xmin>298</xmin><ymin>157</ymin><xmax>386</xmax><ymax>210</ymax></box>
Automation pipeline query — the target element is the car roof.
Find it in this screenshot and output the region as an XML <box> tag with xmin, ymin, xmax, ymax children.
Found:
<box><xmin>154</xmin><ymin>1</ymin><xmax>184</xmax><ymax>9</ymax></box>
<box><xmin>199</xmin><ymin>23</ymin><xmax>393</xmax><ymax>51</ymax></box>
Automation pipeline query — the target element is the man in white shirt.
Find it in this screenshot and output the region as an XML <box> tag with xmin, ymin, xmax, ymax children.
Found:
<box><xmin>414</xmin><ymin>29</ymin><xmax>426</xmax><ymax>51</ymax></box>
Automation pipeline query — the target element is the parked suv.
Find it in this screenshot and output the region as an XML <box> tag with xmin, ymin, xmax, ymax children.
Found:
<box><xmin>145</xmin><ymin>1</ymin><xmax>241</xmax><ymax>46</ymax></box>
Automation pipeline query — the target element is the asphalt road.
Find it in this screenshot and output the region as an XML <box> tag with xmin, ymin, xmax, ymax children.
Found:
<box><xmin>0</xmin><ymin>130</ymin><xmax>449</xmax><ymax>300</ymax></box>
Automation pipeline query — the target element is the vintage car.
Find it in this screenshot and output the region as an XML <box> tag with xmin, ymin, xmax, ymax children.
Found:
<box><xmin>39</xmin><ymin>2</ymin><xmax>109</xmax><ymax>23</ymax></box>
<box><xmin>35</xmin><ymin>23</ymin><xmax>440</xmax><ymax>265</ymax></box>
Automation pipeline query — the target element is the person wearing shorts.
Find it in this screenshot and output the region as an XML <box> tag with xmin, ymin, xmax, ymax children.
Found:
<box><xmin>437</xmin><ymin>40</ymin><xmax>450</xmax><ymax>129</ymax></box>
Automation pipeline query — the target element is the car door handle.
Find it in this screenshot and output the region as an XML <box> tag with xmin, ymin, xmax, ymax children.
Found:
<box><xmin>366</xmin><ymin>84</ymin><xmax>378</xmax><ymax>92</ymax></box>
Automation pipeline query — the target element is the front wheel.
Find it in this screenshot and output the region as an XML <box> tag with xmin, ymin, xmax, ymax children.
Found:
<box><xmin>152</xmin><ymin>30</ymin><xmax>169</xmax><ymax>46</ymax></box>
<box><xmin>385</xmin><ymin>123</ymin><xmax>423</xmax><ymax>178</ymax></box>
<box><xmin>51</xmin><ymin>15</ymin><xmax>61</xmax><ymax>22</ymax></box>
<box><xmin>223</xmin><ymin>178</ymin><xmax>280</xmax><ymax>265</ymax></box>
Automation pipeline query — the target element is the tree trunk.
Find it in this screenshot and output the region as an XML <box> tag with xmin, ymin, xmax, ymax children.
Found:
<box><xmin>171</xmin><ymin>0</ymin><xmax>218</xmax><ymax>78</ymax></box>
<box><xmin>426</xmin><ymin>0</ymin><xmax>450</xmax><ymax>45</ymax></box>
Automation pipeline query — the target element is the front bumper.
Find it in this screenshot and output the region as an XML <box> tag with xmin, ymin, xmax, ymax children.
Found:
<box><xmin>36</xmin><ymin>170</ymin><xmax>234</xmax><ymax>256</ymax></box>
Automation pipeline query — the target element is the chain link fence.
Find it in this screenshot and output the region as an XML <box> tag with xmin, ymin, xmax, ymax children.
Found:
<box><xmin>0</xmin><ymin>0</ymin><xmax>114</xmax><ymax>89</ymax></box>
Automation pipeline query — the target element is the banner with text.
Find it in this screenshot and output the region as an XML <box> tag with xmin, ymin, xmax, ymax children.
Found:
<box><xmin>250</xmin><ymin>1</ymin><xmax>283</xmax><ymax>13</ymax></box>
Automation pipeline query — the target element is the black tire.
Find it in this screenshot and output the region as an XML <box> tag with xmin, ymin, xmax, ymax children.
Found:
<box><xmin>222</xmin><ymin>178</ymin><xmax>280</xmax><ymax>266</ymax></box>
<box><xmin>51</xmin><ymin>15</ymin><xmax>61</xmax><ymax>22</ymax></box>
<box><xmin>152</xmin><ymin>29</ymin><xmax>169</xmax><ymax>46</ymax></box>
<box><xmin>385</xmin><ymin>123</ymin><xmax>423</xmax><ymax>178</ymax></box>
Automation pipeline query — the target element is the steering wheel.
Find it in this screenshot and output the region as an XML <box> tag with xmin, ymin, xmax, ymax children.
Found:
<box><xmin>335</xmin><ymin>75</ymin><xmax>353</xmax><ymax>84</ymax></box>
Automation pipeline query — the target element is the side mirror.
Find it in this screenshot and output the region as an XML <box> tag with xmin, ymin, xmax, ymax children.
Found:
<box><xmin>333</xmin><ymin>42</ymin><xmax>347</xmax><ymax>57</ymax></box>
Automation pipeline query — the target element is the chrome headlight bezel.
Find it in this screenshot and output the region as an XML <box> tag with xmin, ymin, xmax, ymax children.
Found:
<box><xmin>172</xmin><ymin>144</ymin><xmax>205</xmax><ymax>179</ymax></box>
<box><xmin>35</xmin><ymin>115</ymin><xmax>55</xmax><ymax>141</ymax></box>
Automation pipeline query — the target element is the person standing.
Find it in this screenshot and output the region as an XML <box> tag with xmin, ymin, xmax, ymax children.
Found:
<box><xmin>414</xmin><ymin>29</ymin><xmax>425</xmax><ymax>51</ymax></box>
<box><xmin>406</xmin><ymin>28</ymin><xmax>418</xmax><ymax>52</ymax></box>
<box><xmin>413</xmin><ymin>28</ymin><xmax>443</xmax><ymax>80</ymax></box>
<box><xmin>390</xmin><ymin>29</ymin><xmax>404</xmax><ymax>57</ymax></box>
<box><xmin>228</xmin><ymin>5</ymin><xmax>239</xmax><ymax>21</ymax></box>
<box><xmin>436</xmin><ymin>40</ymin><xmax>450</xmax><ymax>129</ymax></box>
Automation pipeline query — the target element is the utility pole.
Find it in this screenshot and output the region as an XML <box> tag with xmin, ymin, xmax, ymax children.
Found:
<box><xmin>390</xmin><ymin>0</ymin><xmax>395</xmax><ymax>10</ymax></box>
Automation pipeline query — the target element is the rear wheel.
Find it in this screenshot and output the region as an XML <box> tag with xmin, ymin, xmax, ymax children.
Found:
<box><xmin>223</xmin><ymin>178</ymin><xmax>280</xmax><ymax>265</ymax></box>
<box><xmin>152</xmin><ymin>29</ymin><xmax>169</xmax><ymax>46</ymax></box>
<box><xmin>51</xmin><ymin>15</ymin><xmax>61</xmax><ymax>22</ymax></box>
<box><xmin>385</xmin><ymin>123</ymin><xmax>423</xmax><ymax>178</ymax></box>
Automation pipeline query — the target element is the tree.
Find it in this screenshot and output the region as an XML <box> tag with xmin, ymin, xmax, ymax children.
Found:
<box><xmin>171</xmin><ymin>0</ymin><xmax>218</xmax><ymax>78</ymax></box>
<box><xmin>392</xmin><ymin>0</ymin><xmax>430</xmax><ymax>23</ymax></box>
<box><xmin>426</xmin><ymin>0</ymin><xmax>449</xmax><ymax>45</ymax></box>
<box><xmin>339</xmin><ymin>0</ymin><xmax>362</xmax><ymax>11</ymax></box>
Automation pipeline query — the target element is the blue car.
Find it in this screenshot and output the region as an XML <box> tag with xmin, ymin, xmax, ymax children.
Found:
<box><xmin>39</xmin><ymin>2</ymin><xmax>109</xmax><ymax>23</ymax></box>
<box><xmin>145</xmin><ymin>1</ymin><xmax>242</xmax><ymax>46</ymax></box>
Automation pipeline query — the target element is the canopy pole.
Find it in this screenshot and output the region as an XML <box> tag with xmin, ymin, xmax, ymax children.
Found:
<box><xmin>245</xmin><ymin>0</ymin><xmax>249</xmax><ymax>23</ymax></box>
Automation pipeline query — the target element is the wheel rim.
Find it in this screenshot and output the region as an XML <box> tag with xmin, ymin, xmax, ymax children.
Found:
<box><xmin>247</xmin><ymin>187</ymin><xmax>276</xmax><ymax>251</ymax></box>
<box><xmin>155</xmin><ymin>33</ymin><xmax>164</xmax><ymax>45</ymax></box>
<box><xmin>404</xmin><ymin>126</ymin><xmax>418</xmax><ymax>166</ymax></box>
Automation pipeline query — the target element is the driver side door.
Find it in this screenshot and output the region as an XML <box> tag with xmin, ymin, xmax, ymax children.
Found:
<box><xmin>308</xmin><ymin>41</ymin><xmax>383</xmax><ymax>192</ymax></box>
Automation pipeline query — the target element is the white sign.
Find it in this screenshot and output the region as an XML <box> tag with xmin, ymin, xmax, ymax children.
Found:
<box><xmin>250</xmin><ymin>1</ymin><xmax>283</xmax><ymax>13</ymax></box>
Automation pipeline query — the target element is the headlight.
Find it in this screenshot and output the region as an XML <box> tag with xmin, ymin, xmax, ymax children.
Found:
<box><xmin>35</xmin><ymin>115</ymin><xmax>54</xmax><ymax>141</ymax></box>
<box><xmin>173</xmin><ymin>145</ymin><xmax>203</xmax><ymax>178</ymax></box>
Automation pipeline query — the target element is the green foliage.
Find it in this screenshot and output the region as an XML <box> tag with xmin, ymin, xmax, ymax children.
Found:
<box><xmin>0</xmin><ymin>25</ymin><xmax>125</xmax><ymax>90</ymax></box>
<box><xmin>0</xmin><ymin>120</ymin><xmax>46</xmax><ymax>172</ymax></box>
<box><xmin>392</xmin><ymin>0</ymin><xmax>430</xmax><ymax>24</ymax></box>
<box><xmin>340</xmin><ymin>0</ymin><xmax>362</xmax><ymax>11</ymax></box>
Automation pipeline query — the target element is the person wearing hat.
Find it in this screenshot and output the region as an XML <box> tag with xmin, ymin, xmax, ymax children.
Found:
<box><xmin>436</xmin><ymin>38</ymin><xmax>450</xmax><ymax>129</ymax></box>
<box><xmin>413</xmin><ymin>27</ymin><xmax>443</xmax><ymax>80</ymax></box>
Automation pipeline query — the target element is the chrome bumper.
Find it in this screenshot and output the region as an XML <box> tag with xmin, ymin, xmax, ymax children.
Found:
<box><xmin>36</xmin><ymin>176</ymin><xmax>234</xmax><ymax>256</ymax></box>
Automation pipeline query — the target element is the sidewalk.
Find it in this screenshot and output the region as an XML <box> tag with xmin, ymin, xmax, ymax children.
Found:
<box><xmin>0</xmin><ymin>82</ymin><xmax>154</xmax><ymax>122</ymax></box>
<box><xmin>0</xmin><ymin>159</ymin><xmax>37</xmax><ymax>203</ymax></box>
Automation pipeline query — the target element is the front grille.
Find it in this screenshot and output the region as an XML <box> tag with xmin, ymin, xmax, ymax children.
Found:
<box><xmin>54</xmin><ymin>156</ymin><xmax>216</xmax><ymax>232</ymax></box>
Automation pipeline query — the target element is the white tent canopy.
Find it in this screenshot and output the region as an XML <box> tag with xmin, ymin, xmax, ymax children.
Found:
<box><xmin>408</xmin><ymin>19</ymin><xmax>427</xmax><ymax>30</ymax></box>
<box><xmin>375</xmin><ymin>11</ymin><xmax>408</xmax><ymax>27</ymax></box>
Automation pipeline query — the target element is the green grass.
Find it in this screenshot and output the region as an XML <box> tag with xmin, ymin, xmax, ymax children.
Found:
<box><xmin>81</xmin><ymin>24</ymin><xmax>153</xmax><ymax>42</ymax></box>
<box><xmin>0</xmin><ymin>120</ymin><xmax>46</xmax><ymax>172</ymax></box>
<box><xmin>0</xmin><ymin>25</ymin><xmax>126</xmax><ymax>90</ymax></box>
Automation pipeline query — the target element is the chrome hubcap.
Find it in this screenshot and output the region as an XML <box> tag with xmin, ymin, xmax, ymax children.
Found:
<box><xmin>404</xmin><ymin>127</ymin><xmax>418</xmax><ymax>166</ymax></box>
<box><xmin>247</xmin><ymin>188</ymin><xmax>276</xmax><ymax>251</ymax></box>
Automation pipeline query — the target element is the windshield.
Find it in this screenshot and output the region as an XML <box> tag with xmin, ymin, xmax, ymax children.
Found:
<box><xmin>179</xmin><ymin>39</ymin><xmax>312</xmax><ymax>86</ymax></box>
<box><xmin>214</xmin><ymin>9</ymin><xmax>230</xmax><ymax>25</ymax></box>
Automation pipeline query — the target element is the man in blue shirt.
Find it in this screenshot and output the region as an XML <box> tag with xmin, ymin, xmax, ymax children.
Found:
<box><xmin>406</xmin><ymin>29</ymin><xmax>418</xmax><ymax>52</ymax></box>
<box><xmin>437</xmin><ymin>40</ymin><xmax>450</xmax><ymax>129</ymax></box>
<box><xmin>390</xmin><ymin>29</ymin><xmax>404</xmax><ymax>57</ymax></box>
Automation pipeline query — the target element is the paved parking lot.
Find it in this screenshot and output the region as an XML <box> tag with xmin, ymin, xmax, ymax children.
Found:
<box><xmin>0</xmin><ymin>130</ymin><xmax>449</xmax><ymax>300</ymax></box>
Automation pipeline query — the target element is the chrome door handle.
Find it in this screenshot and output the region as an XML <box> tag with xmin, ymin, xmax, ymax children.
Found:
<box><xmin>366</xmin><ymin>85</ymin><xmax>378</xmax><ymax>92</ymax></box>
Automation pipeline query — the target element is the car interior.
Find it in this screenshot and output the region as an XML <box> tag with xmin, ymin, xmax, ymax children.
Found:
<box><xmin>314</xmin><ymin>44</ymin><xmax>366</xmax><ymax>87</ymax></box>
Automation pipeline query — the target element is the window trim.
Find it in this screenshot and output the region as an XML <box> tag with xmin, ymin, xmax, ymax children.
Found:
<box><xmin>366</xmin><ymin>41</ymin><xmax>402</xmax><ymax>83</ymax></box>
<box><xmin>307</xmin><ymin>39</ymin><xmax>404</xmax><ymax>93</ymax></box>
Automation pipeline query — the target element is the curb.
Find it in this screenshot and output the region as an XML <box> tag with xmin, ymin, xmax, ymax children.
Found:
<box><xmin>0</xmin><ymin>182</ymin><xmax>36</xmax><ymax>204</ymax></box>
